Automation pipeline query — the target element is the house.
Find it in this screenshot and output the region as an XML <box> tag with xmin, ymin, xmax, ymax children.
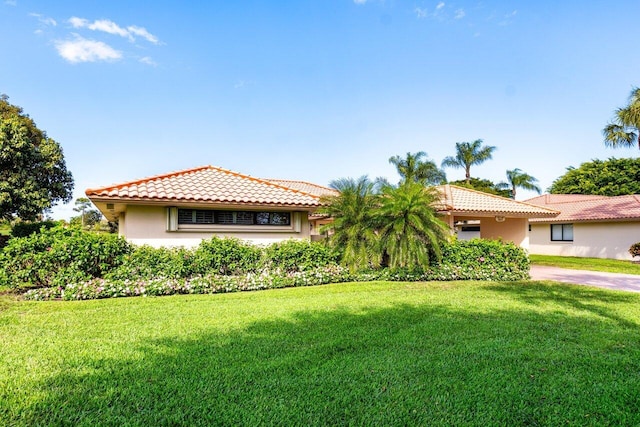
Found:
<box><xmin>86</xmin><ymin>166</ymin><xmax>558</xmax><ymax>250</ymax></box>
<box><xmin>86</xmin><ymin>165</ymin><xmax>336</xmax><ymax>248</ymax></box>
<box><xmin>526</xmin><ymin>194</ymin><xmax>640</xmax><ymax>260</ymax></box>
<box><xmin>435</xmin><ymin>185</ymin><xmax>559</xmax><ymax>249</ymax></box>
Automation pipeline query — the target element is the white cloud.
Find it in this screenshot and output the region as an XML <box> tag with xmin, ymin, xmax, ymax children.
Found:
<box><xmin>454</xmin><ymin>8</ymin><xmax>465</xmax><ymax>19</ymax></box>
<box><xmin>30</xmin><ymin>13</ymin><xmax>57</xmax><ymax>26</ymax></box>
<box><xmin>139</xmin><ymin>56</ymin><xmax>157</xmax><ymax>66</ymax></box>
<box><xmin>55</xmin><ymin>35</ymin><xmax>122</xmax><ymax>63</ymax></box>
<box><xmin>415</xmin><ymin>7</ymin><xmax>428</xmax><ymax>19</ymax></box>
<box><xmin>68</xmin><ymin>16</ymin><xmax>159</xmax><ymax>44</ymax></box>
<box><xmin>436</xmin><ymin>2</ymin><xmax>445</xmax><ymax>10</ymax></box>
<box><xmin>353</xmin><ymin>0</ymin><xmax>367</xmax><ymax>3</ymax></box>
<box><xmin>127</xmin><ymin>25</ymin><xmax>159</xmax><ymax>44</ymax></box>
<box><xmin>4</xmin><ymin>0</ymin><xmax>17</xmax><ymax>6</ymax></box>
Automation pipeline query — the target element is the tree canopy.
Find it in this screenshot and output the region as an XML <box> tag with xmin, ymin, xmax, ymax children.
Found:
<box><xmin>449</xmin><ymin>177</ymin><xmax>511</xmax><ymax>198</ymax></box>
<box><xmin>548</xmin><ymin>157</ymin><xmax>640</xmax><ymax>196</ymax></box>
<box><xmin>603</xmin><ymin>87</ymin><xmax>640</xmax><ymax>149</ymax></box>
<box><xmin>0</xmin><ymin>96</ymin><xmax>74</xmax><ymax>220</ymax></box>
<box><xmin>441</xmin><ymin>139</ymin><xmax>496</xmax><ymax>184</ymax></box>
<box><xmin>498</xmin><ymin>168</ymin><xmax>541</xmax><ymax>199</ymax></box>
<box><xmin>388</xmin><ymin>151</ymin><xmax>446</xmax><ymax>186</ymax></box>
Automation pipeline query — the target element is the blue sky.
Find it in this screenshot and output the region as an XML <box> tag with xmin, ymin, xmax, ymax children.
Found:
<box><xmin>2</xmin><ymin>0</ymin><xmax>640</xmax><ymax>220</ymax></box>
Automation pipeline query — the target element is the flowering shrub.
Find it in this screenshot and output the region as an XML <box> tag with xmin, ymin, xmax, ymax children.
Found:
<box><xmin>14</xmin><ymin>233</ymin><xmax>529</xmax><ymax>301</ymax></box>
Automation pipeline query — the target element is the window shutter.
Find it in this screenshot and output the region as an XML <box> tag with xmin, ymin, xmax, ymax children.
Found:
<box><xmin>167</xmin><ymin>207</ymin><xmax>178</xmax><ymax>231</ymax></box>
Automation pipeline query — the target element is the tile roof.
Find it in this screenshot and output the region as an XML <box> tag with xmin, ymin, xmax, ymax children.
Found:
<box><xmin>435</xmin><ymin>185</ymin><xmax>559</xmax><ymax>218</ymax></box>
<box><xmin>266</xmin><ymin>179</ymin><xmax>339</xmax><ymax>197</ymax></box>
<box><xmin>86</xmin><ymin>165</ymin><xmax>321</xmax><ymax>207</ymax></box>
<box><xmin>526</xmin><ymin>194</ymin><xmax>640</xmax><ymax>222</ymax></box>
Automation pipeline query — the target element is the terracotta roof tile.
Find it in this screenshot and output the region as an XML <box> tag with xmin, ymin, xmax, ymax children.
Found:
<box><xmin>526</xmin><ymin>194</ymin><xmax>640</xmax><ymax>222</ymax></box>
<box><xmin>435</xmin><ymin>185</ymin><xmax>559</xmax><ymax>217</ymax></box>
<box><xmin>266</xmin><ymin>179</ymin><xmax>339</xmax><ymax>197</ymax></box>
<box><xmin>86</xmin><ymin>165</ymin><xmax>321</xmax><ymax>207</ymax></box>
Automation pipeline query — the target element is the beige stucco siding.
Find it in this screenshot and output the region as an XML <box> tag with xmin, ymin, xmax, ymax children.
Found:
<box><xmin>121</xmin><ymin>205</ymin><xmax>311</xmax><ymax>248</ymax></box>
<box><xmin>529</xmin><ymin>221</ymin><xmax>640</xmax><ymax>260</ymax></box>
<box><xmin>478</xmin><ymin>217</ymin><xmax>529</xmax><ymax>249</ymax></box>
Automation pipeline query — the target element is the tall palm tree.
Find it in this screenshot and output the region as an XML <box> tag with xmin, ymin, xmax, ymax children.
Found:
<box><xmin>389</xmin><ymin>151</ymin><xmax>446</xmax><ymax>185</ymax></box>
<box><xmin>318</xmin><ymin>176</ymin><xmax>381</xmax><ymax>271</ymax></box>
<box><xmin>376</xmin><ymin>181</ymin><xmax>450</xmax><ymax>269</ymax></box>
<box><xmin>441</xmin><ymin>139</ymin><xmax>496</xmax><ymax>184</ymax></box>
<box><xmin>498</xmin><ymin>168</ymin><xmax>541</xmax><ymax>199</ymax></box>
<box><xmin>603</xmin><ymin>87</ymin><xmax>640</xmax><ymax>149</ymax></box>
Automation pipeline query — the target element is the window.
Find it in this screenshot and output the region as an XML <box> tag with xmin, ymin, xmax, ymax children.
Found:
<box><xmin>551</xmin><ymin>224</ymin><xmax>573</xmax><ymax>241</ymax></box>
<box><xmin>177</xmin><ymin>209</ymin><xmax>291</xmax><ymax>226</ymax></box>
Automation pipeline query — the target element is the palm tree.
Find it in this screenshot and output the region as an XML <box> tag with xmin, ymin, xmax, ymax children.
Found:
<box><xmin>441</xmin><ymin>139</ymin><xmax>496</xmax><ymax>184</ymax></box>
<box><xmin>318</xmin><ymin>176</ymin><xmax>381</xmax><ymax>271</ymax></box>
<box><xmin>388</xmin><ymin>151</ymin><xmax>446</xmax><ymax>185</ymax></box>
<box><xmin>603</xmin><ymin>87</ymin><xmax>640</xmax><ymax>149</ymax></box>
<box><xmin>376</xmin><ymin>181</ymin><xmax>450</xmax><ymax>269</ymax></box>
<box><xmin>498</xmin><ymin>168</ymin><xmax>541</xmax><ymax>199</ymax></box>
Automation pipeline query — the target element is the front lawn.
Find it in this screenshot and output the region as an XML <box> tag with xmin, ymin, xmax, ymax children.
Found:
<box><xmin>530</xmin><ymin>254</ymin><xmax>640</xmax><ymax>275</ymax></box>
<box><xmin>1</xmin><ymin>280</ymin><xmax>639</xmax><ymax>425</ymax></box>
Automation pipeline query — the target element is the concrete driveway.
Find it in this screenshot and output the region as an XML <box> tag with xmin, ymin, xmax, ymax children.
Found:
<box><xmin>530</xmin><ymin>265</ymin><xmax>640</xmax><ymax>293</ymax></box>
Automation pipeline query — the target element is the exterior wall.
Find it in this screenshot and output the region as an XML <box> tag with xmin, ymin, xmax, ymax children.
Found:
<box><xmin>121</xmin><ymin>205</ymin><xmax>311</xmax><ymax>248</ymax></box>
<box><xmin>478</xmin><ymin>217</ymin><xmax>529</xmax><ymax>249</ymax></box>
<box><xmin>529</xmin><ymin>221</ymin><xmax>640</xmax><ymax>260</ymax></box>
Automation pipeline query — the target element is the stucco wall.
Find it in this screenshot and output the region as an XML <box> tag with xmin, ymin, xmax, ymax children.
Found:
<box><xmin>529</xmin><ymin>221</ymin><xmax>640</xmax><ymax>260</ymax></box>
<box><xmin>121</xmin><ymin>205</ymin><xmax>311</xmax><ymax>248</ymax></box>
<box><xmin>478</xmin><ymin>217</ymin><xmax>529</xmax><ymax>249</ymax></box>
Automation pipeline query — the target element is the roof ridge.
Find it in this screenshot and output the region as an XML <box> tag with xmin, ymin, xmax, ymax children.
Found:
<box><xmin>266</xmin><ymin>178</ymin><xmax>336</xmax><ymax>192</ymax></box>
<box><xmin>85</xmin><ymin>165</ymin><xmax>212</xmax><ymax>194</ymax></box>
<box><xmin>445</xmin><ymin>184</ymin><xmax>559</xmax><ymax>214</ymax></box>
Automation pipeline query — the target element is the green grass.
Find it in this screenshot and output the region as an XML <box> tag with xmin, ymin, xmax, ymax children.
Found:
<box><xmin>2</xmin><ymin>281</ymin><xmax>640</xmax><ymax>426</ymax></box>
<box><xmin>530</xmin><ymin>254</ymin><xmax>640</xmax><ymax>275</ymax></box>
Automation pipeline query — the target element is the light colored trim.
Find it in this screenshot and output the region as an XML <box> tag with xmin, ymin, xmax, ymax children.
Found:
<box><xmin>166</xmin><ymin>207</ymin><xmax>178</xmax><ymax>231</ymax></box>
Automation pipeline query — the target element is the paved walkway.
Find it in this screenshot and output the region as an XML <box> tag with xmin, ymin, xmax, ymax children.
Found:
<box><xmin>530</xmin><ymin>265</ymin><xmax>640</xmax><ymax>293</ymax></box>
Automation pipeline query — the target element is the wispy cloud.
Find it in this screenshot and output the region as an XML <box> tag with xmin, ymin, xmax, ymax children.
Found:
<box><xmin>353</xmin><ymin>0</ymin><xmax>367</xmax><ymax>4</ymax></box>
<box><xmin>29</xmin><ymin>12</ymin><xmax>56</xmax><ymax>26</ymax></box>
<box><xmin>4</xmin><ymin>0</ymin><xmax>16</xmax><ymax>6</ymax></box>
<box><xmin>415</xmin><ymin>7</ymin><xmax>428</xmax><ymax>19</ymax></box>
<box><xmin>499</xmin><ymin>10</ymin><xmax>517</xmax><ymax>26</ymax></box>
<box><xmin>55</xmin><ymin>35</ymin><xmax>122</xmax><ymax>63</ymax></box>
<box><xmin>139</xmin><ymin>56</ymin><xmax>157</xmax><ymax>66</ymax></box>
<box><xmin>436</xmin><ymin>2</ymin><xmax>445</xmax><ymax>10</ymax></box>
<box><xmin>454</xmin><ymin>8</ymin><xmax>465</xmax><ymax>19</ymax></box>
<box><xmin>68</xmin><ymin>17</ymin><xmax>160</xmax><ymax>44</ymax></box>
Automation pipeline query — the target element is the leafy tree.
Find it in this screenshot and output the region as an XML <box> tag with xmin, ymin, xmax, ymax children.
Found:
<box><xmin>0</xmin><ymin>95</ymin><xmax>74</xmax><ymax>220</ymax></box>
<box><xmin>441</xmin><ymin>139</ymin><xmax>496</xmax><ymax>184</ymax></box>
<box><xmin>73</xmin><ymin>197</ymin><xmax>92</xmax><ymax>227</ymax></box>
<box><xmin>389</xmin><ymin>151</ymin><xmax>446</xmax><ymax>185</ymax></box>
<box><xmin>498</xmin><ymin>168</ymin><xmax>541</xmax><ymax>199</ymax></box>
<box><xmin>70</xmin><ymin>209</ymin><xmax>102</xmax><ymax>229</ymax></box>
<box><xmin>376</xmin><ymin>181</ymin><xmax>449</xmax><ymax>269</ymax></box>
<box><xmin>319</xmin><ymin>176</ymin><xmax>381</xmax><ymax>271</ymax></box>
<box><xmin>603</xmin><ymin>87</ymin><xmax>640</xmax><ymax>149</ymax></box>
<box><xmin>449</xmin><ymin>177</ymin><xmax>511</xmax><ymax>198</ymax></box>
<box><xmin>549</xmin><ymin>157</ymin><xmax>640</xmax><ymax>196</ymax></box>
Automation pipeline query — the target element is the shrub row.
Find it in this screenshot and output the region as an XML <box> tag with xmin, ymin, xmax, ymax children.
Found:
<box><xmin>0</xmin><ymin>226</ymin><xmax>340</xmax><ymax>289</ymax></box>
<box><xmin>1</xmin><ymin>226</ymin><xmax>530</xmax><ymax>301</ymax></box>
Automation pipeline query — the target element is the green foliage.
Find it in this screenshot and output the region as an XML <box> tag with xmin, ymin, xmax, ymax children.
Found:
<box><xmin>630</xmin><ymin>243</ymin><xmax>640</xmax><ymax>259</ymax></box>
<box><xmin>11</xmin><ymin>220</ymin><xmax>61</xmax><ymax>237</ymax></box>
<box><xmin>441</xmin><ymin>139</ymin><xmax>496</xmax><ymax>183</ymax></box>
<box><xmin>192</xmin><ymin>236</ymin><xmax>263</xmax><ymax>275</ymax></box>
<box><xmin>264</xmin><ymin>239</ymin><xmax>339</xmax><ymax>272</ymax></box>
<box><xmin>319</xmin><ymin>176</ymin><xmax>382</xmax><ymax>271</ymax></box>
<box><xmin>376</xmin><ymin>182</ymin><xmax>450</xmax><ymax>268</ymax></box>
<box><xmin>388</xmin><ymin>151</ymin><xmax>446</xmax><ymax>185</ymax></box>
<box><xmin>0</xmin><ymin>96</ymin><xmax>74</xmax><ymax>220</ymax></box>
<box><xmin>449</xmin><ymin>177</ymin><xmax>512</xmax><ymax>197</ymax></box>
<box><xmin>0</xmin><ymin>226</ymin><xmax>131</xmax><ymax>289</ymax></box>
<box><xmin>69</xmin><ymin>209</ymin><xmax>102</xmax><ymax>228</ymax></box>
<box><xmin>549</xmin><ymin>157</ymin><xmax>640</xmax><ymax>196</ymax></box>
<box><xmin>497</xmin><ymin>168</ymin><xmax>541</xmax><ymax>199</ymax></box>
<box><xmin>106</xmin><ymin>245</ymin><xmax>196</xmax><ymax>280</ymax></box>
<box><xmin>603</xmin><ymin>87</ymin><xmax>640</xmax><ymax>149</ymax></box>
